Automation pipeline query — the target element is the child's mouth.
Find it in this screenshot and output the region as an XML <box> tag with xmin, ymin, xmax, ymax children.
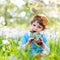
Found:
<box><xmin>33</xmin><ymin>31</ymin><xmax>36</xmax><ymax>32</ymax></box>
<box><xmin>30</xmin><ymin>30</ymin><xmax>36</xmax><ymax>33</ymax></box>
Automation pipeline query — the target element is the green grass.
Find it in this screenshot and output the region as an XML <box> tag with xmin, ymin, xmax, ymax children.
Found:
<box><xmin>0</xmin><ymin>36</ymin><xmax>60</xmax><ymax>60</ymax></box>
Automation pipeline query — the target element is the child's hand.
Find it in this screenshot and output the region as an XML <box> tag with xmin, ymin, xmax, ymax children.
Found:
<box><xmin>34</xmin><ymin>39</ymin><xmax>43</xmax><ymax>45</ymax></box>
<box><xmin>33</xmin><ymin>36</ymin><xmax>42</xmax><ymax>45</ymax></box>
<box><xmin>25</xmin><ymin>38</ymin><xmax>35</xmax><ymax>47</ymax></box>
<box><xmin>28</xmin><ymin>37</ymin><xmax>35</xmax><ymax>43</ymax></box>
<box><xmin>38</xmin><ymin>37</ymin><xmax>45</xmax><ymax>48</ymax></box>
<box><xmin>38</xmin><ymin>36</ymin><xmax>43</xmax><ymax>41</ymax></box>
<box><xmin>34</xmin><ymin>37</ymin><xmax>44</xmax><ymax>48</ymax></box>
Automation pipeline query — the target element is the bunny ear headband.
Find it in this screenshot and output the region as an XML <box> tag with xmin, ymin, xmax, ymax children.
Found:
<box><xmin>40</xmin><ymin>15</ymin><xmax>48</xmax><ymax>25</ymax></box>
<box><xmin>30</xmin><ymin>14</ymin><xmax>48</xmax><ymax>26</ymax></box>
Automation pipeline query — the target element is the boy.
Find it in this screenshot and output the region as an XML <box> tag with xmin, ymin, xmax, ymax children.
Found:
<box><xmin>20</xmin><ymin>15</ymin><xmax>50</xmax><ymax>60</ymax></box>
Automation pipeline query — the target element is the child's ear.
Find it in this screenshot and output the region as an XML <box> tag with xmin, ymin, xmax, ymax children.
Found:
<box><xmin>41</xmin><ymin>27</ymin><xmax>44</xmax><ymax>31</ymax></box>
<box><xmin>42</xmin><ymin>26</ymin><xmax>47</xmax><ymax>31</ymax></box>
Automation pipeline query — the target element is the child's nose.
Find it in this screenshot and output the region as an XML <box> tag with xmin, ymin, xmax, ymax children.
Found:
<box><xmin>34</xmin><ymin>27</ymin><xmax>37</xmax><ymax>30</ymax></box>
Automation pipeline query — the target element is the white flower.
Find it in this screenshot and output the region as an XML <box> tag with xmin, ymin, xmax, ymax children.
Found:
<box><xmin>2</xmin><ymin>40</ymin><xmax>9</xmax><ymax>44</ymax></box>
<box><xmin>19</xmin><ymin>11</ymin><xmax>26</xmax><ymax>18</ymax></box>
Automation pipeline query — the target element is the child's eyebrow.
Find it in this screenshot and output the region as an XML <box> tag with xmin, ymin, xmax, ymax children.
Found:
<box><xmin>39</xmin><ymin>25</ymin><xmax>42</xmax><ymax>27</ymax></box>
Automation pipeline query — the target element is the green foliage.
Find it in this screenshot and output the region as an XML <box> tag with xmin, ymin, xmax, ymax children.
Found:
<box><xmin>0</xmin><ymin>36</ymin><xmax>60</xmax><ymax>60</ymax></box>
<box><xmin>44</xmin><ymin>39</ymin><xmax>60</xmax><ymax>60</ymax></box>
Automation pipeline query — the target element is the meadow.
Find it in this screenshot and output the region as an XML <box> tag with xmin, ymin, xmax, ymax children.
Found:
<box><xmin>0</xmin><ymin>32</ymin><xmax>60</xmax><ymax>60</ymax></box>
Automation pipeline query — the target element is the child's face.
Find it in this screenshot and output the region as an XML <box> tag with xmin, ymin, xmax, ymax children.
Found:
<box><xmin>30</xmin><ymin>21</ymin><xmax>43</xmax><ymax>33</ymax></box>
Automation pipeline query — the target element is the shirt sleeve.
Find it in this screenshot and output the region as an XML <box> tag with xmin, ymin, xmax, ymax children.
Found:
<box><xmin>41</xmin><ymin>34</ymin><xmax>50</xmax><ymax>55</ymax></box>
<box><xmin>20</xmin><ymin>32</ymin><xmax>28</xmax><ymax>50</ymax></box>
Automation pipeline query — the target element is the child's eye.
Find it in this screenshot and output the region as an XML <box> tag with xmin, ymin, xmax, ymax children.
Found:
<box><xmin>33</xmin><ymin>24</ymin><xmax>36</xmax><ymax>26</ymax></box>
<box><xmin>38</xmin><ymin>26</ymin><xmax>41</xmax><ymax>28</ymax></box>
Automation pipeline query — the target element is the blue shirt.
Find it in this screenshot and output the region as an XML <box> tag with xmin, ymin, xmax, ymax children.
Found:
<box><xmin>20</xmin><ymin>31</ymin><xmax>49</xmax><ymax>56</ymax></box>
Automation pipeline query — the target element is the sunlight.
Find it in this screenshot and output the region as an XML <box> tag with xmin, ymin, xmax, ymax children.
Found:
<box><xmin>10</xmin><ymin>0</ymin><xmax>25</xmax><ymax>8</ymax></box>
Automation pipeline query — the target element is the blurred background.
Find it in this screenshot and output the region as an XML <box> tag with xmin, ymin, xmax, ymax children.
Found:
<box><xmin>0</xmin><ymin>0</ymin><xmax>60</xmax><ymax>60</ymax></box>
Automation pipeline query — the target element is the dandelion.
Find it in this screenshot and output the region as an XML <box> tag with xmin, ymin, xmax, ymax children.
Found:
<box><xmin>2</xmin><ymin>40</ymin><xmax>9</xmax><ymax>44</ymax></box>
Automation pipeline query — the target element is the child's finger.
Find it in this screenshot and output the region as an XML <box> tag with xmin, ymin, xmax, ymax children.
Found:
<box><xmin>38</xmin><ymin>37</ymin><xmax>42</xmax><ymax>41</ymax></box>
<box><xmin>29</xmin><ymin>38</ymin><xmax>35</xmax><ymax>43</ymax></box>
